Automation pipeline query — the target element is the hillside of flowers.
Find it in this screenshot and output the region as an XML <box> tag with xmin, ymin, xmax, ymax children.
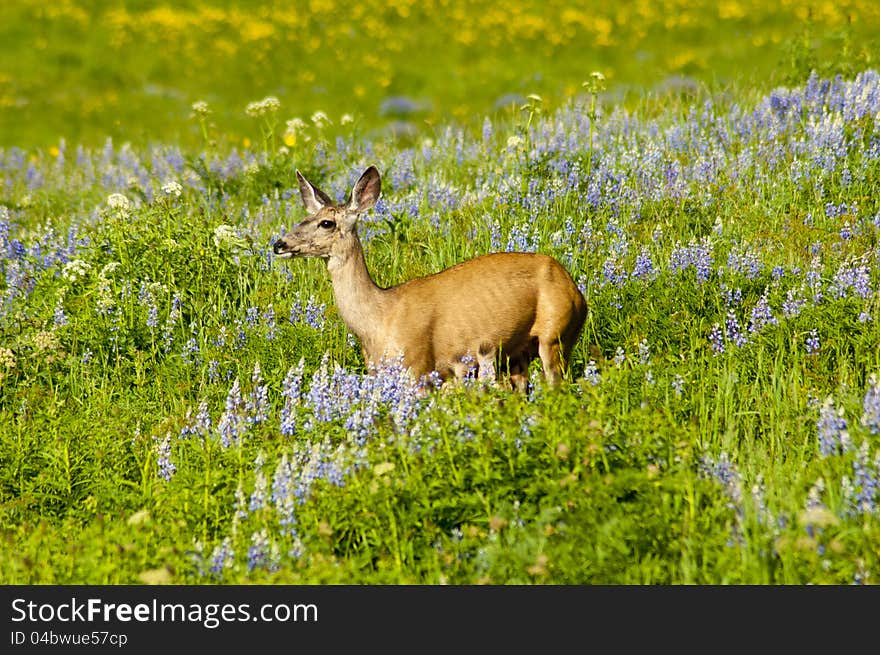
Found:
<box><xmin>1</xmin><ymin>69</ymin><xmax>879</xmax><ymax>583</ymax></box>
<box><xmin>2</xmin><ymin>0</ymin><xmax>878</xmax><ymax>147</ymax></box>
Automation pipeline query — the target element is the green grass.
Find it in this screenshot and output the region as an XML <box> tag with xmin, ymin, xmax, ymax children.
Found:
<box><xmin>1</xmin><ymin>2</ymin><xmax>880</xmax><ymax>585</ymax></box>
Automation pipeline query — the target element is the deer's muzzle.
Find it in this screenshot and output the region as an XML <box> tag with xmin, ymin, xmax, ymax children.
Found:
<box><xmin>273</xmin><ymin>239</ymin><xmax>293</xmax><ymax>256</ymax></box>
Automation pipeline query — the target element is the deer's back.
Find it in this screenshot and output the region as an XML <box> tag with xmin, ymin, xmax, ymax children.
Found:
<box><xmin>380</xmin><ymin>252</ymin><xmax>586</xmax><ymax>370</ymax></box>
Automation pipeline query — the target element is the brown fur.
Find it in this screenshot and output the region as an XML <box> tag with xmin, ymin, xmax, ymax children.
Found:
<box><xmin>273</xmin><ymin>166</ymin><xmax>587</xmax><ymax>390</ymax></box>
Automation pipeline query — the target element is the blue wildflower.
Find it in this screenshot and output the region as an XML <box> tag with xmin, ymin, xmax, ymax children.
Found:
<box><xmin>748</xmin><ymin>289</ymin><xmax>777</xmax><ymax>334</ymax></box>
<box><xmin>208</xmin><ymin>537</ymin><xmax>234</xmax><ymax>577</ymax></box>
<box><xmin>709</xmin><ymin>323</ymin><xmax>724</xmax><ymax>355</ymax></box>
<box><xmin>806</xmin><ymin>329</ymin><xmax>820</xmax><ymax>355</ymax></box>
<box><xmin>246</xmin><ymin>362</ymin><xmax>268</xmax><ymax>425</ymax></box>
<box><xmin>583</xmin><ymin>360</ymin><xmax>600</xmax><ymax>386</ymax></box>
<box><xmin>155</xmin><ymin>433</ymin><xmax>175</xmax><ymax>481</ymax></box>
<box><xmin>817</xmin><ymin>397</ymin><xmax>850</xmax><ymax>456</ymax></box>
<box><xmin>280</xmin><ymin>358</ymin><xmax>305</xmax><ymax>437</ymax></box>
<box><xmin>671</xmin><ymin>374</ymin><xmax>684</xmax><ymax>396</ymax></box>
<box><xmin>218</xmin><ymin>377</ymin><xmax>246</xmax><ymax>447</ymax></box>
<box><xmin>53</xmin><ymin>298</ymin><xmax>68</xmax><ymax>328</ymax></box>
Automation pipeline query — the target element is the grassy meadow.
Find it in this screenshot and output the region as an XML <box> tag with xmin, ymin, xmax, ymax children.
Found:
<box><xmin>1</xmin><ymin>1</ymin><xmax>880</xmax><ymax>584</ymax></box>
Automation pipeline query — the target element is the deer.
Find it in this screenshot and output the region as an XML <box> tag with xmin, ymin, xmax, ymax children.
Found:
<box><xmin>272</xmin><ymin>166</ymin><xmax>587</xmax><ymax>391</ymax></box>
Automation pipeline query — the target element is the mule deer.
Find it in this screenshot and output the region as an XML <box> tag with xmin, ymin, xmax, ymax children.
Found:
<box><xmin>273</xmin><ymin>166</ymin><xmax>587</xmax><ymax>390</ymax></box>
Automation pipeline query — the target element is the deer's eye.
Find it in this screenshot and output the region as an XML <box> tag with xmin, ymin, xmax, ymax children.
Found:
<box><xmin>318</xmin><ymin>219</ymin><xmax>336</xmax><ymax>230</ymax></box>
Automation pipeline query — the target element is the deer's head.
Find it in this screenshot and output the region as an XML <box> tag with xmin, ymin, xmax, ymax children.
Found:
<box><xmin>273</xmin><ymin>166</ymin><xmax>381</xmax><ymax>260</ymax></box>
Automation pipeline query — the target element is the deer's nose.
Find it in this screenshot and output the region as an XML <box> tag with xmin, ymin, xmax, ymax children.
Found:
<box><xmin>273</xmin><ymin>239</ymin><xmax>286</xmax><ymax>254</ymax></box>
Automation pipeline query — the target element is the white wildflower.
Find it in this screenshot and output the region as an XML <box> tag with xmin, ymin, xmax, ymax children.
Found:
<box><xmin>62</xmin><ymin>259</ymin><xmax>92</xmax><ymax>283</ymax></box>
<box><xmin>0</xmin><ymin>347</ymin><xmax>15</xmax><ymax>369</ymax></box>
<box><xmin>32</xmin><ymin>330</ymin><xmax>60</xmax><ymax>353</ymax></box>
<box><xmin>100</xmin><ymin>262</ymin><xmax>122</xmax><ymax>278</ymax></box>
<box><xmin>310</xmin><ymin>111</ymin><xmax>330</xmax><ymax>128</ymax></box>
<box><xmin>245</xmin><ymin>96</ymin><xmax>281</xmax><ymax>117</ymax></box>
<box><xmin>213</xmin><ymin>224</ymin><xmax>248</xmax><ymax>252</ymax></box>
<box><xmin>161</xmin><ymin>179</ymin><xmax>183</xmax><ymax>198</ymax></box>
<box><xmin>106</xmin><ymin>193</ymin><xmax>131</xmax><ymax>213</ymax></box>
<box><xmin>285</xmin><ymin>117</ymin><xmax>306</xmax><ymax>134</ymax></box>
<box><xmin>191</xmin><ymin>100</ymin><xmax>210</xmax><ymax>116</ymax></box>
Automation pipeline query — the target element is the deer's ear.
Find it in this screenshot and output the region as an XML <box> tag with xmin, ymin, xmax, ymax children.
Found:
<box><xmin>296</xmin><ymin>170</ymin><xmax>334</xmax><ymax>214</ymax></box>
<box><xmin>346</xmin><ymin>166</ymin><xmax>381</xmax><ymax>214</ymax></box>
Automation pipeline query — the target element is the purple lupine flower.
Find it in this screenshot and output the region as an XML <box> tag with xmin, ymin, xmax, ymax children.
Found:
<box><xmin>669</xmin><ymin>237</ymin><xmax>713</xmax><ymax>284</ymax></box>
<box><xmin>637</xmin><ymin>339</ymin><xmax>650</xmax><ymax>365</ymax></box>
<box><xmin>671</xmin><ymin>374</ymin><xmax>684</xmax><ymax>396</ymax></box>
<box><xmin>583</xmin><ymin>360</ymin><xmax>600</xmax><ymax>385</ymax></box>
<box><xmin>725</xmin><ymin>310</ymin><xmax>747</xmax><ymax>348</ymax></box>
<box><xmin>246</xmin><ymin>362</ymin><xmax>268</xmax><ymax>425</ymax></box>
<box><xmin>280</xmin><ymin>359</ymin><xmax>305</xmax><ymax>436</ymax></box>
<box><xmin>709</xmin><ymin>323</ymin><xmax>725</xmax><ymax>355</ymax></box>
<box><xmin>233</xmin><ymin>319</ymin><xmax>247</xmax><ymax>350</ymax></box>
<box><xmin>271</xmin><ymin>453</ymin><xmax>299</xmax><ymax>536</ymax></box>
<box><xmin>304</xmin><ymin>296</ymin><xmax>326</xmax><ymax>329</ymax></box>
<box><xmin>832</xmin><ymin>261</ymin><xmax>871</xmax><ymax>299</ymax></box>
<box><xmin>53</xmin><ymin>298</ymin><xmax>68</xmax><ymax>327</ymax></box>
<box><xmin>805</xmin><ymin>257</ymin><xmax>823</xmax><ymax>303</ymax></box>
<box><xmin>782</xmin><ymin>287</ymin><xmax>806</xmax><ymax>318</ymax></box>
<box><xmin>481</xmin><ymin>117</ymin><xmax>493</xmax><ymax>143</ymax></box>
<box><xmin>181</xmin><ymin>336</ymin><xmax>200</xmax><ymax>365</ymax></box>
<box><xmin>233</xmin><ymin>482</ymin><xmax>248</xmax><ymax>521</ymax></box>
<box><xmin>748</xmin><ymin>289</ymin><xmax>778</xmax><ymax>334</ymax></box>
<box><xmin>290</xmin><ymin>296</ymin><xmax>327</xmax><ymax>329</ymax></box>
<box><xmin>817</xmin><ymin>397</ymin><xmax>850</xmax><ymax>456</ymax></box>
<box><xmin>505</xmin><ymin>223</ymin><xmax>538</xmax><ymax>253</ymax></box>
<box><xmin>208</xmin><ymin>537</ymin><xmax>234</xmax><ymax>577</ymax></box>
<box><xmin>195</xmin><ymin>400</ymin><xmax>211</xmax><ymax>438</ymax></box>
<box><xmin>631</xmin><ymin>246</ymin><xmax>656</xmax><ymax>280</ymax></box>
<box><xmin>146</xmin><ymin>301</ymin><xmax>159</xmax><ymax>330</ymax></box>
<box><xmin>305</xmin><ymin>353</ymin><xmax>333</xmax><ymax>427</ymax></box>
<box><xmin>699</xmin><ymin>453</ymin><xmax>743</xmax><ymax>514</ymax></box>
<box><xmin>722</xmin><ymin>284</ymin><xmax>743</xmax><ymax>307</ymax></box>
<box><xmin>207</xmin><ymin>359</ymin><xmax>220</xmax><ymax>382</ymax></box>
<box><xmin>263</xmin><ymin>304</ymin><xmax>277</xmax><ymax>340</ymax></box>
<box><xmin>861</xmin><ymin>375</ymin><xmax>880</xmax><ymax>435</ymax></box>
<box><xmin>693</xmin><ymin>238</ymin><xmax>713</xmax><ymax>283</ymax></box>
<box><xmin>601</xmin><ymin>257</ymin><xmax>626</xmax><ymax>287</ymax></box>
<box><xmin>218</xmin><ymin>377</ymin><xmax>246</xmax><ymax>447</ymax></box>
<box><xmin>162</xmin><ymin>293</ymin><xmax>181</xmax><ymax>352</ymax></box>
<box><xmin>806</xmin><ymin>329</ymin><xmax>820</xmax><ymax>355</ymax></box>
<box><xmin>245</xmin><ymin>306</ymin><xmax>259</xmax><ymax>328</ymax></box>
<box><xmin>249</xmin><ymin>453</ymin><xmax>268</xmax><ymax>512</ymax></box>
<box><xmin>247</xmin><ymin>529</ymin><xmax>278</xmax><ymax>572</ymax></box>
<box><xmin>727</xmin><ymin>246</ymin><xmax>762</xmax><ymax>280</ymax></box>
<box><xmin>461</xmin><ymin>353</ymin><xmax>478</xmax><ymax>380</ymax></box>
<box><xmin>489</xmin><ymin>220</ymin><xmax>503</xmax><ymax>251</ymax></box>
<box><xmin>849</xmin><ymin>441</ymin><xmax>879</xmax><ymax>515</ymax></box>
<box><xmin>155</xmin><ymin>433</ymin><xmax>175</xmax><ymax>481</ymax></box>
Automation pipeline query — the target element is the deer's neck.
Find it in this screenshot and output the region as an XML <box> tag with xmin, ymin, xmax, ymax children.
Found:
<box><xmin>326</xmin><ymin>233</ymin><xmax>387</xmax><ymax>346</ymax></box>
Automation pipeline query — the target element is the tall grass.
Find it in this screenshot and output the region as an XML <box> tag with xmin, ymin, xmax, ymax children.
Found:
<box><xmin>1</xmin><ymin>67</ymin><xmax>880</xmax><ymax>583</ymax></box>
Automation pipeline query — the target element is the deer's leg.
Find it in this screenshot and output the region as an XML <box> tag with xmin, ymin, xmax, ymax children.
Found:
<box><xmin>506</xmin><ymin>354</ymin><xmax>530</xmax><ymax>392</ymax></box>
<box><xmin>538</xmin><ymin>338</ymin><xmax>564</xmax><ymax>386</ymax></box>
